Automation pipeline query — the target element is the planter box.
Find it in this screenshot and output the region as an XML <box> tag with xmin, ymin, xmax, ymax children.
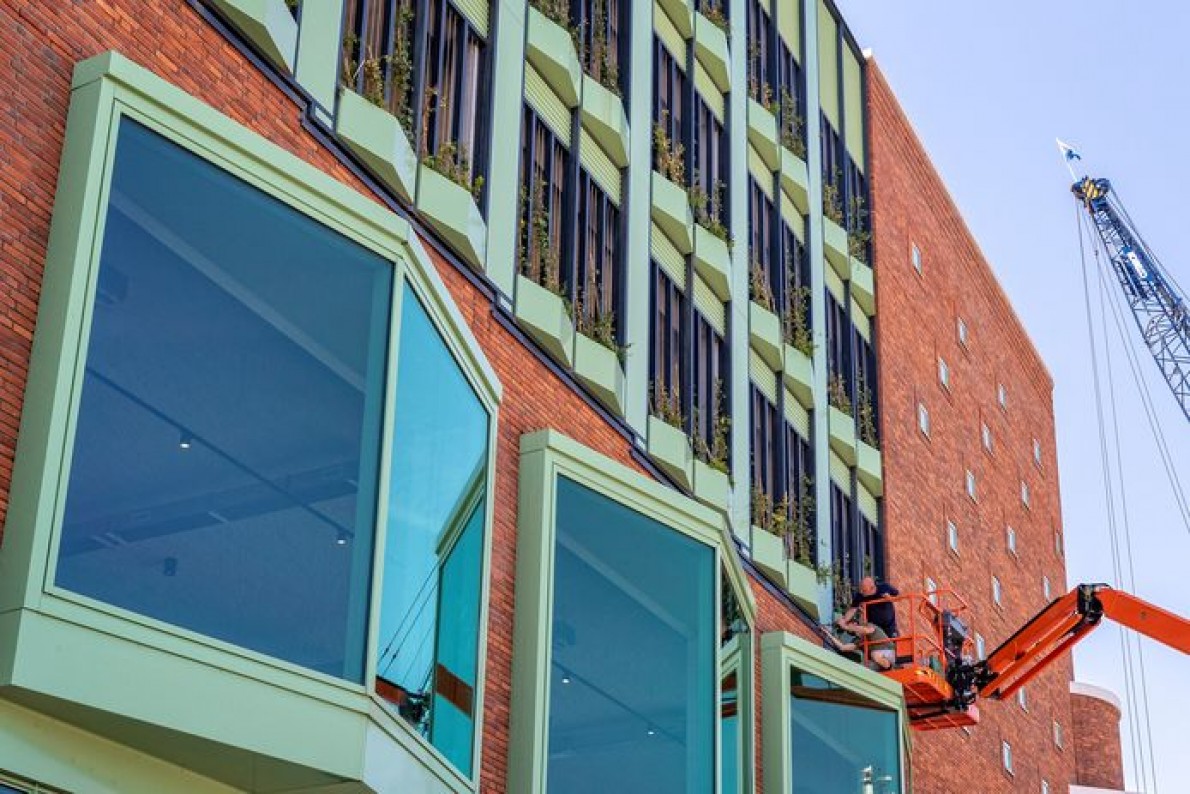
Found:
<box><xmin>572</xmin><ymin>332</ymin><xmax>625</xmax><ymax>417</ymax></box>
<box><xmin>786</xmin><ymin>559</ymin><xmax>820</xmax><ymax>618</ymax></box>
<box><xmin>751</xmin><ymin>526</ymin><xmax>787</xmax><ymax>587</ymax></box>
<box><xmin>526</xmin><ymin>6</ymin><xmax>582</xmax><ymax>107</ymax></box>
<box><xmin>857</xmin><ymin>439</ymin><xmax>883</xmax><ymax>497</ymax></box>
<box><xmin>747</xmin><ymin>98</ymin><xmax>780</xmax><ymax>171</ymax></box>
<box><xmin>782</xmin><ymin>344</ymin><xmax>814</xmax><ymax>409</ymax></box>
<box><xmin>693</xmin><ymin>224</ymin><xmax>731</xmax><ymax>301</ymax></box>
<box><xmin>851</xmin><ymin>257</ymin><xmax>876</xmax><ymax>315</ymax></box>
<box><xmin>656</xmin><ymin>0</ymin><xmax>694</xmax><ymax>37</ymax></box>
<box><xmin>335</xmin><ymin>88</ymin><xmax>418</xmax><ymax>204</ymax></box>
<box><xmin>749</xmin><ymin>301</ymin><xmax>783</xmax><ymax>370</ymax></box>
<box><xmin>514</xmin><ymin>274</ymin><xmax>574</xmax><ymax>367</ymax></box>
<box><xmin>780</xmin><ymin>147</ymin><xmax>810</xmax><ymax>215</ymax></box>
<box><xmin>647</xmin><ymin>415</ymin><xmax>694</xmax><ymax>491</ymax></box>
<box><xmin>828</xmin><ymin>406</ymin><xmax>857</xmax><ymax>466</ymax></box>
<box><xmin>416</xmin><ymin>164</ymin><xmax>486</xmax><ymax>269</ymax></box>
<box><xmin>581</xmin><ymin>76</ymin><xmax>629</xmax><ymax>167</ymax></box>
<box><xmin>209</xmin><ymin>0</ymin><xmax>297</xmax><ymax>73</ymax></box>
<box><xmin>651</xmin><ymin>171</ymin><xmax>694</xmax><ymax>254</ymax></box>
<box><xmin>693</xmin><ymin>459</ymin><xmax>731</xmax><ymax>514</ymax></box>
<box><xmin>694</xmin><ymin>12</ymin><xmax>731</xmax><ymax>93</ymax></box>
<box><xmin>823</xmin><ymin>217</ymin><xmax>850</xmax><ymax>280</ymax></box>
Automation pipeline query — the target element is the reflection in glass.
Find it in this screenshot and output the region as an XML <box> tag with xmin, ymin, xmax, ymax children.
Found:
<box><xmin>790</xmin><ymin>671</ymin><xmax>902</xmax><ymax>794</ymax></box>
<box><xmin>376</xmin><ymin>286</ymin><xmax>489</xmax><ymax>776</ymax></box>
<box><xmin>56</xmin><ymin>118</ymin><xmax>391</xmax><ymax>682</ymax></box>
<box><xmin>548</xmin><ymin>477</ymin><xmax>715</xmax><ymax>794</ymax></box>
<box><xmin>720</xmin><ymin>580</ymin><xmax>747</xmax><ymax>793</ymax></box>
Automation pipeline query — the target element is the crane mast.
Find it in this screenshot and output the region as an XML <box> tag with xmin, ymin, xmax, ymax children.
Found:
<box><xmin>1069</xmin><ymin>173</ymin><xmax>1190</xmax><ymax>422</ymax></box>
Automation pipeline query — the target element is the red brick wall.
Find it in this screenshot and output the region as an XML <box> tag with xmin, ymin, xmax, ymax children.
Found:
<box><xmin>1071</xmin><ymin>690</ymin><xmax>1126</xmax><ymax>790</ymax></box>
<box><xmin>868</xmin><ymin>62</ymin><xmax>1078</xmax><ymax>792</ymax></box>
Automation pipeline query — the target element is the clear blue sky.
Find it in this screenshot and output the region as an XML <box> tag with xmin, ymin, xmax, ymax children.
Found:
<box><xmin>833</xmin><ymin>2</ymin><xmax>1190</xmax><ymax>790</ymax></box>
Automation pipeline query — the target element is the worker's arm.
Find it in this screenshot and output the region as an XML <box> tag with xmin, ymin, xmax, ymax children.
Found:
<box><xmin>836</xmin><ymin>606</ymin><xmax>858</xmax><ymax>627</ymax></box>
<box><xmin>882</xmin><ymin>583</ymin><xmax>900</xmax><ymax>597</ymax></box>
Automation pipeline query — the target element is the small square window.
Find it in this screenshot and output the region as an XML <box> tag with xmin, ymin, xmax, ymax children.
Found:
<box><xmin>918</xmin><ymin>402</ymin><xmax>931</xmax><ymax>436</ymax></box>
<box><xmin>947</xmin><ymin>520</ymin><xmax>959</xmax><ymax>554</ymax></box>
<box><xmin>1002</xmin><ymin>740</ymin><xmax>1013</xmax><ymax>774</ymax></box>
<box><xmin>1043</xmin><ymin>575</ymin><xmax>1052</xmax><ymax>601</ymax></box>
<box><xmin>1053</xmin><ymin>720</ymin><xmax>1064</xmax><ymax>749</ymax></box>
<box><xmin>1033</xmin><ymin>438</ymin><xmax>1042</xmax><ymax>467</ymax></box>
<box><xmin>1021</xmin><ymin>481</ymin><xmax>1031</xmax><ymax>508</ymax></box>
<box><xmin>957</xmin><ymin>317</ymin><xmax>969</xmax><ymax>347</ymax></box>
<box><xmin>1006</xmin><ymin>526</ymin><xmax>1017</xmax><ymax>555</ymax></box>
<box><xmin>938</xmin><ymin>357</ymin><xmax>951</xmax><ymax>390</ymax></box>
<box><xmin>912</xmin><ymin>243</ymin><xmax>923</xmax><ymax>274</ymax></box>
<box><xmin>925</xmin><ymin>577</ymin><xmax>938</xmax><ymax>605</ymax></box>
<box><xmin>981</xmin><ymin>422</ymin><xmax>993</xmax><ymax>453</ymax></box>
<box><xmin>992</xmin><ymin>575</ymin><xmax>1003</xmax><ymax>607</ymax></box>
<box><xmin>966</xmin><ymin>470</ymin><xmax>977</xmax><ymax>501</ymax></box>
<box><xmin>1017</xmin><ymin>686</ymin><xmax>1028</xmax><ymax>711</ymax></box>
<box><xmin>1055</xmin><ymin>529</ymin><xmax>1064</xmax><ymax>556</ymax></box>
<box><xmin>998</xmin><ymin>383</ymin><xmax>1008</xmax><ymax>410</ymax></box>
<box><xmin>975</xmin><ymin>633</ymin><xmax>986</xmax><ymax>660</ymax></box>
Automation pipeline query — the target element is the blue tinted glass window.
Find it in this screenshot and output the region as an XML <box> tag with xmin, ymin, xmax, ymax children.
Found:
<box><xmin>720</xmin><ymin>673</ymin><xmax>740</xmax><ymax>793</ymax></box>
<box><xmin>790</xmin><ymin>671</ymin><xmax>902</xmax><ymax>794</ymax></box>
<box><xmin>376</xmin><ymin>286</ymin><xmax>488</xmax><ymax>776</ymax></box>
<box><xmin>549</xmin><ymin>477</ymin><xmax>715</xmax><ymax>793</ymax></box>
<box><xmin>56</xmin><ymin>119</ymin><xmax>392</xmax><ymax>682</ymax></box>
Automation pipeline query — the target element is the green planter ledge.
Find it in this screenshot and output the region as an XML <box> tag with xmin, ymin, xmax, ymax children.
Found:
<box><xmin>828</xmin><ymin>406</ymin><xmax>858</xmax><ymax>466</ymax></box>
<box><xmin>651</xmin><ymin>171</ymin><xmax>694</xmax><ymax>254</ymax></box>
<box><xmin>581</xmin><ymin>75</ymin><xmax>629</xmax><ymax>167</ymax></box>
<box><xmin>209</xmin><ymin>0</ymin><xmax>297</xmax><ymax>73</ymax></box>
<box><xmin>416</xmin><ymin>163</ymin><xmax>487</xmax><ymax>270</ymax></box>
<box><xmin>657</xmin><ymin>0</ymin><xmax>694</xmax><ymax>39</ymax></box>
<box><xmin>823</xmin><ymin>217</ymin><xmax>850</xmax><ymax>280</ymax></box>
<box><xmin>572</xmin><ymin>332</ymin><xmax>625</xmax><ymax>416</ymax></box>
<box><xmin>693</xmin><ymin>459</ymin><xmax>731</xmax><ymax>514</ymax></box>
<box><xmin>780</xmin><ymin>147</ymin><xmax>810</xmax><ymax>215</ymax></box>
<box><xmin>647</xmin><ymin>414</ymin><xmax>694</xmax><ymax>491</ymax></box>
<box><xmin>526</xmin><ymin>6</ymin><xmax>582</xmax><ymax>107</ymax></box>
<box><xmin>857</xmin><ymin>440</ymin><xmax>883</xmax><ymax>497</ymax></box>
<box><xmin>747</xmin><ymin>98</ymin><xmax>780</xmax><ymax>171</ymax></box>
<box><xmin>693</xmin><ymin>223</ymin><xmax>731</xmax><ymax>301</ymax></box>
<box><xmin>782</xmin><ymin>344</ymin><xmax>814</xmax><ymax>409</ymax></box>
<box><xmin>694</xmin><ymin>12</ymin><xmax>731</xmax><ymax>93</ymax></box>
<box><xmin>786</xmin><ymin>559</ymin><xmax>820</xmax><ymax>618</ymax></box>
<box><xmin>851</xmin><ymin>257</ymin><xmax>876</xmax><ymax>315</ymax></box>
<box><xmin>749</xmin><ymin>301</ymin><xmax>784</xmax><ymax>370</ymax></box>
<box><xmin>335</xmin><ymin>88</ymin><xmax>418</xmax><ymax>204</ymax></box>
<box><xmin>751</xmin><ymin>526</ymin><xmax>787</xmax><ymax>588</ymax></box>
<box><xmin>515</xmin><ymin>274</ymin><xmax>575</xmax><ymax>367</ymax></box>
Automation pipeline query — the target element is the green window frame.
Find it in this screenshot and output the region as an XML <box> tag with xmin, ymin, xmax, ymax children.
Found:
<box><xmin>508</xmin><ymin>429</ymin><xmax>755</xmax><ymax>793</ymax></box>
<box><xmin>760</xmin><ymin>631</ymin><xmax>910</xmax><ymax>794</ymax></box>
<box><xmin>0</xmin><ymin>50</ymin><xmax>500</xmax><ymax>794</ymax></box>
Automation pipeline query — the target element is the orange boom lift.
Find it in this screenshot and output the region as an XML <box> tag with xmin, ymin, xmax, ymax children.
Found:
<box><xmin>850</xmin><ymin>583</ymin><xmax>1190</xmax><ymax>731</ymax></box>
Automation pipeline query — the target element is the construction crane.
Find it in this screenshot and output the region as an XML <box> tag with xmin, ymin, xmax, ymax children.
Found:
<box><xmin>847</xmin><ymin>584</ymin><xmax>1190</xmax><ymax>731</ymax></box>
<box><xmin>1060</xmin><ymin>141</ymin><xmax>1190</xmax><ymax>423</ymax></box>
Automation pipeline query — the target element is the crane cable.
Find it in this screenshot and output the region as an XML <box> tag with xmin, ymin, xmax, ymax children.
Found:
<box><xmin>1074</xmin><ymin>202</ymin><xmax>1159</xmax><ymax>792</ymax></box>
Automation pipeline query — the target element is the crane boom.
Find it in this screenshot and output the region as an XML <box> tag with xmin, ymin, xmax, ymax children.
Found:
<box><xmin>1070</xmin><ymin>174</ymin><xmax>1190</xmax><ymax>422</ymax></box>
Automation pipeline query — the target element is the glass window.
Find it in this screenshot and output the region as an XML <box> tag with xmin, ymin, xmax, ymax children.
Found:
<box><xmin>790</xmin><ymin>670</ymin><xmax>901</xmax><ymax>794</ymax></box>
<box><xmin>981</xmin><ymin>422</ymin><xmax>992</xmax><ymax>452</ymax></box>
<box><xmin>1007</xmin><ymin>526</ymin><xmax>1017</xmax><ymax>555</ymax></box>
<box><xmin>998</xmin><ymin>383</ymin><xmax>1008</xmax><ymax>410</ymax></box>
<box><xmin>376</xmin><ymin>286</ymin><xmax>489</xmax><ymax>775</ymax></box>
<box><xmin>965</xmin><ymin>470</ymin><xmax>977</xmax><ymax>501</ymax></box>
<box><xmin>1034</xmin><ymin>438</ymin><xmax>1042</xmax><ymax>466</ymax></box>
<box><xmin>975</xmin><ymin>633</ymin><xmax>985</xmax><ymax>660</ymax></box>
<box><xmin>992</xmin><ymin>576</ymin><xmax>1003</xmax><ymax>607</ymax></box>
<box><xmin>1002</xmin><ymin>740</ymin><xmax>1013</xmax><ymax>774</ymax></box>
<box><xmin>1021</xmin><ymin>481</ymin><xmax>1031</xmax><ymax>508</ymax></box>
<box><xmin>957</xmin><ymin>317</ymin><xmax>968</xmax><ymax>346</ymax></box>
<box><xmin>938</xmin><ymin>357</ymin><xmax>950</xmax><ymax>389</ymax></box>
<box><xmin>55</xmin><ymin>119</ymin><xmax>392</xmax><ymax>682</ymax></box>
<box><xmin>1017</xmin><ymin>686</ymin><xmax>1028</xmax><ymax>711</ymax></box>
<box><xmin>947</xmin><ymin>520</ymin><xmax>958</xmax><ymax>553</ymax></box>
<box><xmin>1043</xmin><ymin>575</ymin><xmax>1052</xmax><ymax>601</ymax></box>
<box><xmin>1042</xmin><ymin>781</ymin><xmax>1050</xmax><ymax>794</ymax></box>
<box><xmin>548</xmin><ymin>477</ymin><xmax>715</xmax><ymax>791</ymax></box>
<box><xmin>925</xmin><ymin>577</ymin><xmax>938</xmax><ymax>606</ymax></box>
<box><xmin>918</xmin><ymin>402</ymin><xmax>930</xmax><ymax>436</ymax></box>
<box><xmin>721</xmin><ymin>582</ymin><xmax>748</xmax><ymax>794</ymax></box>
<box><xmin>1053</xmin><ymin>720</ymin><xmax>1064</xmax><ymax>748</ymax></box>
<box><xmin>911</xmin><ymin>243</ymin><xmax>922</xmax><ymax>274</ymax></box>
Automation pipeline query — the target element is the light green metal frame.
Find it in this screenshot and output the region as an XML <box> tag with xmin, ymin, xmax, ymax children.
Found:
<box><xmin>0</xmin><ymin>49</ymin><xmax>500</xmax><ymax>794</ymax></box>
<box><xmin>508</xmin><ymin>429</ymin><xmax>757</xmax><ymax>794</ymax></box>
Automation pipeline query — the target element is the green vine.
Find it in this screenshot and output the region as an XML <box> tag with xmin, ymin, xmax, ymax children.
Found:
<box><xmin>847</xmin><ymin>194</ymin><xmax>871</xmax><ymax>261</ymax></box>
<box><xmin>749</xmin><ymin>259</ymin><xmax>775</xmax><ymax>312</ymax></box>
<box><xmin>779</xmin><ymin>88</ymin><xmax>806</xmax><ymax>159</ymax></box>
<box><xmin>857</xmin><ymin>376</ymin><xmax>878</xmax><ymax>447</ymax></box>
<box><xmin>693</xmin><ymin>380</ymin><xmax>731</xmax><ymax>474</ymax></box>
<box><xmin>653</xmin><ymin>112</ymin><xmax>686</xmax><ymax>184</ymax></box>
<box><xmin>784</xmin><ymin>283</ymin><xmax>813</xmax><ymax>356</ymax></box>
<box><xmin>690</xmin><ymin>172</ymin><xmax>731</xmax><ymax>246</ymax></box>
<box><xmin>651</xmin><ymin>381</ymin><xmax>685</xmax><ymax>429</ymax></box>
<box><xmin>748</xmin><ymin>42</ymin><xmax>775</xmax><ymax>111</ymax></box>
<box><xmin>519</xmin><ymin>182</ymin><xmax>564</xmax><ymax>296</ymax></box>
<box><xmin>828</xmin><ymin>372</ymin><xmax>852</xmax><ymax>416</ymax></box>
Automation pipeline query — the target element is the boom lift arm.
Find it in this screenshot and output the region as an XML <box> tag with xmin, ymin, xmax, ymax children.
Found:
<box><xmin>864</xmin><ymin>584</ymin><xmax>1190</xmax><ymax>730</ymax></box>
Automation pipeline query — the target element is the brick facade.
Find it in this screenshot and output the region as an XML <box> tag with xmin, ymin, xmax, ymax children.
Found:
<box><xmin>868</xmin><ymin>62</ymin><xmax>1079</xmax><ymax>792</ymax></box>
<box><xmin>1071</xmin><ymin>684</ymin><xmax>1126</xmax><ymax>790</ymax></box>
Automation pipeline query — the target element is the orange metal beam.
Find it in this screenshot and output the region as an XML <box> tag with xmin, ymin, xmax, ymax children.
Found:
<box><xmin>1098</xmin><ymin>589</ymin><xmax>1190</xmax><ymax>654</ymax></box>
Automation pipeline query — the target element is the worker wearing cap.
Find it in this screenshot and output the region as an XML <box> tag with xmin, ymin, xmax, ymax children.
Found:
<box><xmin>838</xmin><ymin>576</ymin><xmax>900</xmax><ymax>638</ymax></box>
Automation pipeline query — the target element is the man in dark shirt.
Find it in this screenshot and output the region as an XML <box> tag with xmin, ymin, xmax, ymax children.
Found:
<box><xmin>837</xmin><ymin>577</ymin><xmax>900</xmax><ymax>638</ymax></box>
